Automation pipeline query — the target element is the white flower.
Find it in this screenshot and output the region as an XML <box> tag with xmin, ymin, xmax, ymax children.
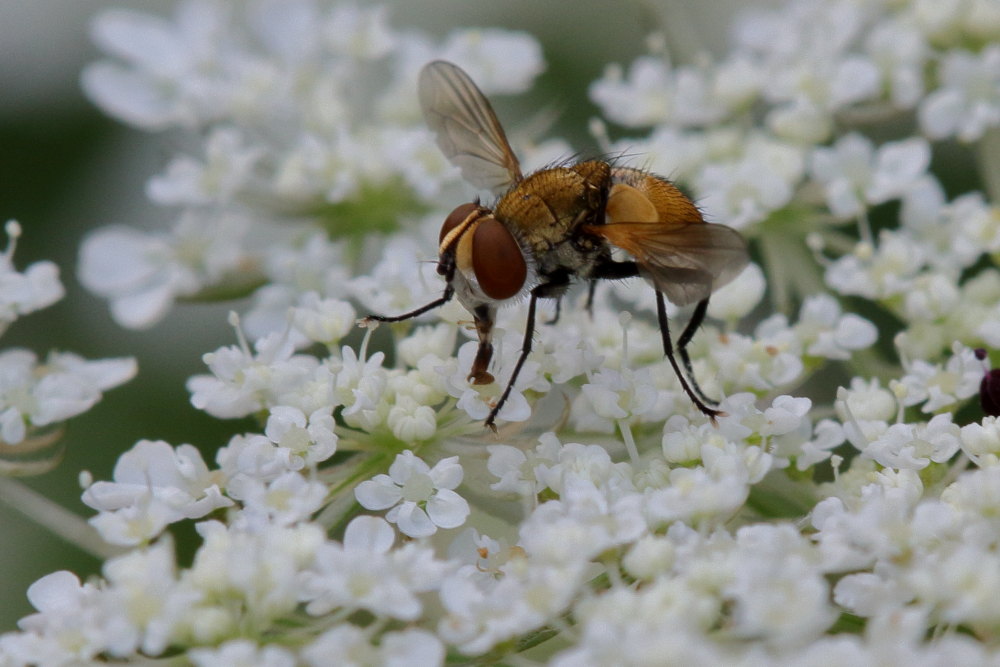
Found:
<box><xmin>355</xmin><ymin>451</ymin><xmax>470</xmax><ymax>538</ymax></box>
<box><xmin>333</xmin><ymin>345</ymin><xmax>387</xmax><ymax>428</ymax></box>
<box><xmin>78</xmin><ymin>213</ymin><xmax>250</xmax><ymax>329</ymax></box>
<box><xmin>386</xmin><ymin>395</ymin><xmax>438</xmax><ymax>442</ymax></box>
<box><xmin>187</xmin><ymin>521</ymin><xmax>325</xmax><ymax>626</ymax></box>
<box><xmin>263</xmin><ymin>405</ymin><xmax>337</xmax><ymax>467</ymax></box>
<box><xmin>81</xmin><ymin>2</ymin><xmax>231</xmax><ymax>129</ymax></box>
<box><xmin>812</xmin><ymin>469</ymin><xmax>924</xmax><ymax>570</ymax></box>
<box><xmin>866</xmin><ymin>19</ymin><xmax>929</xmax><ymax>108</ymax></box>
<box><xmin>0</xmin><ymin>349</ymin><xmax>136</xmax><ymax>445</ymax></box>
<box><xmin>486</xmin><ymin>432</ymin><xmax>562</xmax><ymax>497</ymax></box>
<box><xmin>960</xmin><ymin>416</ymin><xmax>1000</xmax><ymax>466</ymax></box>
<box><xmin>707</xmin><ymin>262</ymin><xmax>766</xmax><ymax>322</ymax></box>
<box><xmin>898</xmin><ymin>342</ymin><xmax>983</xmax><ymax>412</ymax></box>
<box><xmin>349</xmin><ymin>237</ymin><xmax>442</xmax><ymax>322</ymax></box>
<box><xmin>726</xmin><ymin>524</ymin><xmax>836</xmax><ymax>645</ymax></box>
<box><xmin>860</xmin><ymin>413</ymin><xmax>961</xmax><ymax>470</ymax></box>
<box><xmin>825</xmin><ymin>231</ymin><xmax>927</xmax><ymax>299</ymax></box>
<box><xmin>82</xmin><ymin>439</ymin><xmax>232</xmax><ymax>544</ymax></box>
<box><xmin>520</xmin><ymin>476</ymin><xmax>646</xmax><ymax>563</ymax></box>
<box><xmin>323</xmin><ymin>4</ymin><xmax>394</xmax><ymax>60</ymax></box>
<box><xmin>301</xmin><ymin>625</ymin><xmax>444</xmax><ymax>667</ymax></box>
<box><xmin>704</xmin><ymin>318</ymin><xmax>805</xmax><ymax>392</ymax></box>
<box><xmin>443</xmin><ymin>337</ymin><xmax>542</xmax><ymax>425</ymax></box>
<box><xmin>396</xmin><ymin>323</ymin><xmax>458</xmax><ymax>368</ymax></box>
<box><xmin>834</xmin><ymin>572</ymin><xmax>910</xmax><ymax>618</ymax></box>
<box><xmin>695</xmin><ymin>136</ymin><xmax>805</xmax><ymax>230</ymax></box>
<box><xmin>234</xmin><ymin>471</ymin><xmax>327</xmax><ymax>528</ymax></box>
<box><xmin>188</xmin><ymin>639</ymin><xmax>296</xmax><ymax>667</ymax></box>
<box><xmin>575</xmin><ymin>366</ymin><xmax>662</xmax><ymax>432</ymax></box>
<box><xmin>437</xmin><ymin>28</ymin><xmax>544</xmax><ymax>94</ymax></box>
<box><xmin>590</xmin><ymin>56</ymin><xmax>727</xmax><ymax>128</ymax></box>
<box><xmin>0</xmin><ymin>221</ymin><xmax>64</xmax><ymax>333</ymax></box>
<box><xmin>920</xmin><ymin>46</ymin><xmax>1000</xmax><ymax>142</ymax></box>
<box><xmin>646</xmin><ymin>439</ymin><xmax>763</xmax><ymax>527</ymax></box>
<box><xmin>98</xmin><ymin>539</ymin><xmax>200</xmax><ymax>656</ymax></box>
<box><xmin>590</xmin><ymin>57</ymin><xmax>674</xmax><ymax>128</ymax></box>
<box><xmin>216</xmin><ymin>433</ymin><xmax>296</xmax><ymax>485</ymax></box>
<box><xmin>188</xmin><ymin>327</ymin><xmax>320</xmax><ymax>419</ymax></box>
<box><xmin>809</xmin><ymin>134</ymin><xmax>932</xmax><ymax>219</ymax></box>
<box><xmin>796</xmin><ymin>293</ymin><xmax>877</xmax><ymax>360</ymax></box>
<box><xmin>1</xmin><ymin>571</ymin><xmax>106</xmax><ymax>665</ymax></box>
<box><xmin>146</xmin><ymin>126</ymin><xmax>263</xmax><ymax>205</ymax></box>
<box><xmin>438</xmin><ymin>549</ymin><xmax>587</xmax><ymax>656</ymax></box>
<box><xmin>798</xmin><ymin>418</ymin><xmax>846</xmax><ymax>470</ymax></box>
<box><xmin>298</xmin><ymin>515</ymin><xmax>451</xmax><ymax>619</ymax></box>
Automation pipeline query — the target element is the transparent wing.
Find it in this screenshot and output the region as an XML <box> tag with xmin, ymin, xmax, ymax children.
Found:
<box><xmin>419</xmin><ymin>60</ymin><xmax>523</xmax><ymax>193</ymax></box>
<box><xmin>586</xmin><ymin>222</ymin><xmax>750</xmax><ymax>307</ymax></box>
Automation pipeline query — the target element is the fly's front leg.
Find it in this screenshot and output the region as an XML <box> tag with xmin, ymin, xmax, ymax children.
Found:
<box><xmin>484</xmin><ymin>292</ymin><xmax>538</xmax><ymax>433</ymax></box>
<box><xmin>360</xmin><ymin>259</ymin><xmax>456</xmax><ymax>326</ymax></box>
<box><xmin>359</xmin><ymin>285</ymin><xmax>455</xmax><ymax>326</ymax></box>
<box><xmin>484</xmin><ymin>275</ymin><xmax>569</xmax><ymax>432</ymax></box>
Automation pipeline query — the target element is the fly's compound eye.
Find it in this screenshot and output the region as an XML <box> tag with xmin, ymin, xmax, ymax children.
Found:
<box><xmin>440</xmin><ymin>202</ymin><xmax>480</xmax><ymax>244</ymax></box>
<box><xmin>471</xmin><ymin>218</ymin><xmax>527</xmax><ymax>300</ymax></box>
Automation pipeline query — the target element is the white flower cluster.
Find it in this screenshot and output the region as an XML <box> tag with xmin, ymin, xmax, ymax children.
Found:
<box><xmin>0</xmin><ymin>222</ymin><xmax>135</xmax><ymax>465</ymax></box>
<box><xmin>4</xmin><ymin>0</ymin><xmax>1000</xmax><ymax>664</ymax></box>
<box><xmin>77</xmin><ymin>0</ymin><xmax>542</xmax><ymax>330</ymax></box>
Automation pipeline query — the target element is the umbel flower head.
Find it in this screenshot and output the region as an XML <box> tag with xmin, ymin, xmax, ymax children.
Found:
<box><xmin>4</xmin><ymin>0</ymin><xmax>1000</xmax><ymax>665</ymax></box>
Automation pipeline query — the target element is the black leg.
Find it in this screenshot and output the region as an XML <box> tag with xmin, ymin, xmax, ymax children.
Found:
<box><xmin>675</xmin><ymin>298</ymin><xmax>717</xmax><ymax>407</ymax></box>
<box><xmin>547</xmin><ymin>296</ymin><xmax>563</xmax><ymax>325</ymax></box>
<box><xmin>361</xmin><ymin>286</ymin><xmax>454</xmax><ymax>324</ymax></box>
<box><xmin>655</xmin><ymin>291</ymin><xmax>723</xmax><ymax>424</ymax></box>
<box><xmin>584</xmin><ymin>280</ymin><xmax>597</xmax><ymax>316</ymax></box>
<box><xmin>485</xmin><ymin>290</ymin><xmax>539</xmax><ymax>433</ymax></box>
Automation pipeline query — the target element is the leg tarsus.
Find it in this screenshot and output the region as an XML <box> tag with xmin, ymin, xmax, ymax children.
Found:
<box><xmin>675</xmin><ymin>298</ymin><xmax>717</xmax><ymax>407</ymax></box>
<box><xmin>655</xmin><ymin>291</ymin><xmax>724</xmax><ymax>424</ymax></box>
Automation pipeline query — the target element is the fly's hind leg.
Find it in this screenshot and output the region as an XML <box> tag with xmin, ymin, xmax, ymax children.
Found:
<box><xmin>674</xmin><ymin>297</ymin><xmax>718</xmax><ymax>408</ymax></box>
<box><xmin>655</xmin><ymin>291</ymin><xmax>723</xmax><ymax>424</ymax></box>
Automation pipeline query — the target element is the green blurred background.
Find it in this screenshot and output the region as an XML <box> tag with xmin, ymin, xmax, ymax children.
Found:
<box><xmin>0</xmin><ymin>0</ymin><xmax>750</xmax><ymax>631</ymax></box>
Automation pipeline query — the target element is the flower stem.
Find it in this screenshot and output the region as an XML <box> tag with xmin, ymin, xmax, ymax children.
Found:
<box><xmin>0</xmin><ymin>476</ymin><xmax>124</xmax><ymax>560</ymax></box>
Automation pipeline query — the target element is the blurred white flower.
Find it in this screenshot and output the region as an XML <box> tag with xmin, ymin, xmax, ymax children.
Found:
<box><xmin>899</xmin><ymin>342</ymin><xmax>983</xmax><ymax>413</ymax></box>
<box><xmin>81</xmin><ymin>439</ymin><xmax>232</xmax><ymax>544</ymax></box>
<box><xmin>78</xmin><ymin>213</ymin><xmax>250</xmax><ymax>329</ymax></box>
<box><xmin>920</xmin><ymin>46</ymin><xmax>1000</xmax><ymax>142</ymax></box>
<box><xmin>299</xmin><ymin>515</ymin><xmax>451</xmax><ymax>618</ymax></box>
<box><xmin>146</xmin><ymin>126</ymin><xmax>263</xmax><ymax>205</ymax></box>
<box><xmin>301</xmin><ymin>625</ymin><xmax>444</xmax><ymax>667</ymax></box>
<box><xmin>696</xmin><ymin>136</ymin><xmax>804</xmax><ymax>230</ymax></box>
<box><xmin>0</xmin><ymin>221</ymin><xmax>64</xmax><ymax>334</ymax></box>
<box><xmin>0</xmin><ymin>350</ymin><xmax>136</xmax><ymax>445</ymax></box>
<box><xmin>796</xmin><ymin>293</ymin><xmax>877</xmax><ymax>361</ymax></box>
<box><xmin>809</xmin><ymin>134</ymin><xmax>931</xmax><ymax>219</ymax></box>
<box><xmin>188</xmin><ymin>327</ymin><xmax>321</xmax><ymax>419</ymax></box>
<box><xmin>861</xmin><ymin>413</ymin><xmax>961</xmax><ymax>469</ymax></box>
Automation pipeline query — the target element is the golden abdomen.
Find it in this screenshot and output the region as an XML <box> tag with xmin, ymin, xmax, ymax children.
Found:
<box><xmin>610</xmin><ymin>167</ymin><xmax>703</xmax><ymax>226</ymax></box>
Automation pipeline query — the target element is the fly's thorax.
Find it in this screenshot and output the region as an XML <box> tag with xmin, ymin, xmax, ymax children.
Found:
<box><xmin>494</xmin><ymin>162</ymin><xmax>611</xmax><ymax>254</ymax></box>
